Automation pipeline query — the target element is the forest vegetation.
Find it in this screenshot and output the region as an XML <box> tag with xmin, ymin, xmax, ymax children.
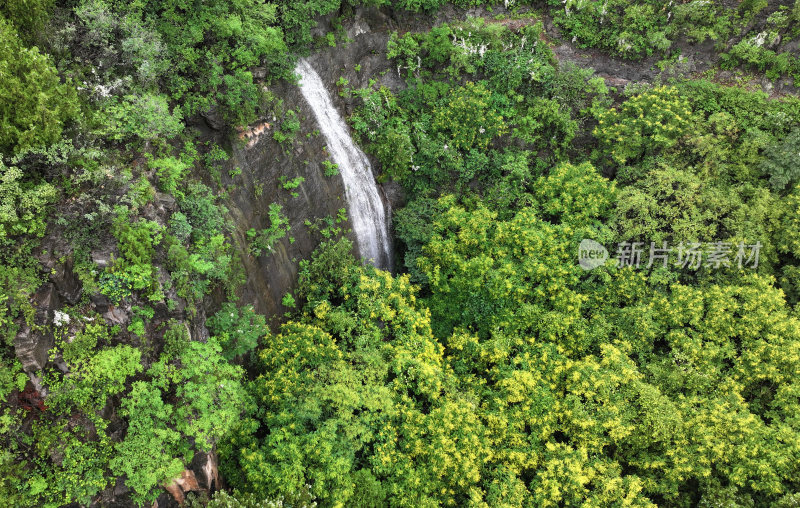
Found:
<box><xmin>2</xmin><ymin>0</ymin><xmax>800</xmax><ymax>506</ymax></box>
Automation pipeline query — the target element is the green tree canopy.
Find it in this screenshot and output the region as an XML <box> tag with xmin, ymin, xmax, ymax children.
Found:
<box><xmin>0</xmin><ymin>17</ymin><xmax>78</xmax><ymax>155</ymax></box>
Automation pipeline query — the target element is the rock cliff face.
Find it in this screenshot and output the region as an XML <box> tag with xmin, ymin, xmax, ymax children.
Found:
<box><xmin>14</xmin><ymin>284</ymin><xmax>58</xmax><ymax>375</ymax></box>
<box><xmin>201</xmin><ymin>75</ymin><xmax>352</xmax><ymax>321</ymax></box>
<box><xmin>201</xmin><ymin>3</ymin><xmax>518</xmax><ymax>320</ymax></box>
<box><xmin>11</xmin><ymin>8</ymin><xmax>411</xmax><ymax>380</ymax></box>
<box><xmin>207</xmin><ymin>11</ymin><xmax>406</xmax><ymax>320</ymax></box>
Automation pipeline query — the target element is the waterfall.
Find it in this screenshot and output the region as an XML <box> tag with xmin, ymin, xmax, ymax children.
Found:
<box><xmin>295</xmin><ymin>58</ymin><xmax>392</xmax><ymax>269</ymax></box>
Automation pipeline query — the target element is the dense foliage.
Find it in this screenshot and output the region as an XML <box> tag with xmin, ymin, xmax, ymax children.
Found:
<box><xmin>219</xmin><ymin>15</ymin><xmax>800</xmax><ymax>506</ymax></box>
<box><xmin>2</xmin><ymin>0</ymin><xmax>800</xmax><ymax>507</ymax></box>
<box><xmin>0</xmin><ymin>17</ymin><xmax>78</xmax><ymax>154</ymax></box>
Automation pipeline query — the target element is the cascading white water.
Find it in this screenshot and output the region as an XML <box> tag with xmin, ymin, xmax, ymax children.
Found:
<box><xmin>295</xmin><ymin>58</ymin><xmax>392</xmax><ymax>268</ymax></box>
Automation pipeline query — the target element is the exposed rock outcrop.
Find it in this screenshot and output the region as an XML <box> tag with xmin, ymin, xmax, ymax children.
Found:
<box><xmin>208</xmin><ymin>15</ymin><xmax>406</xmax><ymax>321</ymax></box>
<box><xmin>164</xmin><ymin>470</ymin><xmax>201</xmax><ymax>505</ymax></box>
<box><xmin>14</xmin><ymin>283</ymin><xmax>59</xmax><ymax>374</ymax></box>
<box><xmin>162</xmin><ymin>452</ymin><xmax>220</xmax><ymax>505</ymax></box>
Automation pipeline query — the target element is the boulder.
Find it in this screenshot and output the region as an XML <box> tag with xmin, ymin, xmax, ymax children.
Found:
<box><xmin>37</xmin><ymin>254</ymin><xmax>83</xmax><ymax>305</ymax></box>
<box><xmin>162</xmin><ymin>452</ymin><xmax>220</xmax><ymax>505</ymax></box>
<box><xmin>103</xmin><ymin>305</ymin><xmax>129</xmax><ymax>326</ymax></box>
<box><xmin>155</xmin><ymin>192</ymin><xmax>176</xmax><ymax>212</ymax></box>
<box><xmin>252</xmin><ymin>66</ymin><xmax>267</xmax><ymax>79</ymax></box>
<box><xmin>190</xmin><ymin>451</ymin><xmax>221</xmax><ymax>492</ymax></box>
<box><xmin>201</xmin><ymin>105</ymin><xmax>225</xmax><ymax>131</ymax></box>
<box><xmin>164</xmin><ymin>470</ymin><xmax>201</xmax><ymax>505</ymax></box>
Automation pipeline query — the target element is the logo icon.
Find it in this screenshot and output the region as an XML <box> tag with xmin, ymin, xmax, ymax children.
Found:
<box><xmin>578</xmin><ymin>239</ymin><xmax>608</xmax><ymax>271</ymax></box>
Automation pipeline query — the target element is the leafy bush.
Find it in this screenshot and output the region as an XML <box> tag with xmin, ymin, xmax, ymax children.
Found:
<box><xmin>36</xmin><ymin>330</ymin><xmax>143</xmax><ymax>505</ymax></box>
<box><xmin>322</xmin><ymin>160</ymin><xmax>339</xmax><ymax>177</ymax></box>
<box><xmin>111</xmin><ymin>381</ymin><xmax>185</xmax><ymax>505</ymax></box>
<box><xmin>432</xmin><ymin>81</ymin><xmax>508</xmax><ymax>151</ymax></box>
<box><xmin>533</xmin><ymin>162</ymin><xmax>616</xmax><ymax>226</ymax></box>
<box><xmin>551</xmin><ymin>0</ymin><xmax>731</xmax><ymax>59</ymax></box>
<box><xmin>0</xmin><ymin>0</ymin><xmax>53</xmax><ymax>36</ymax></box>
<box><xmin>273</xmin><ymin>0</ymin><xmax>340</xmax><ymax>48</ymax></box>
<box><xmin>247</xmin><ymin>203</ymin><xmax>290</xmax><ymax>256</ymax></box>
<box><xmin>677</xmin><ymin>78</ymin><xmax>800</xmax><ymax>136</ymax></box>
<box><xmin>721</xmin><ymin>38</ymin><xmax>800</xmax><ymax>85</ymax></box>
<box><xmin>223</xmin><ymin>254</ymin><xmax>486</xmax><ymax>506</ymax></box>
<box><xmin>168</xmin><ymin>212</ymin><xmax>193</xmax><ymax>242</ymax></box>
<box><xmin>112</xmin><ymin>210</ymin><xmax>162</xmax><ymax>273</ymax></box>
<box><xmin>394</xmin><ymin>0</ymin><xmax>446</xmax><ymax>12</ymax></box>
<box><xmin>179</xmin><ymin>183</ymin><xmax>228</xmax><ymax>242</ymax></box>
<box><xmin>166</xmin><ymin>232</ymin><xmax>233</xmax><ymax>304</ymax></box>
<box><xmin>103</xmin><ymin>93</ymin><xmax>183</xmax><ymax>143</ymax></box>
<box><xmin>738</xmin><ymin>0</ymin><xmax>769</xmax><ymax>21</ymax></box>
<box><xmin>205</xmin><ymin>489</ymin><xmax>317</xmax><ymax>508</ymax></box>
<box><xmin>207</xmin><ymin>303</ymin><xmax>268</xmax><ymax>360</ymax></box>
<box><xmin>161</xmin><ymin>320</ymin><xmax>190</xmax><ymax>360</ymax></box>
<box><xmin>151</xmin><ymin>155</ymin><xmax>191</xmax><ymax>196</ymax></box>
<box><xmin>60</xmin><ymin>322</ymin><xmax>112</xmax><ymax>368</ymax></box>
<box><xmin>273</xmin><ymin>109</ymin><xmax>300</xmax><ymax>145</ymax></box>
<box><xmin>160</xmin><ymin>182</ymin><xmax>235</xmax><ymax>306</ymax></box>
<box><xmin>126</xmin><ymin>174</ymin><xmax>155</xmax><ymax>208</ymax></box>
<box><xmin>672</xmin><ymin>0</ymin><xmax>733</xmax><ymax>43</ymax></box>
<box><xmin>296</xmin><ymin>237</ymin><xmax>359</xmax><ymax>306</ymax></box>
<box><xmin>552</xmin><ymin>0</ymin><xmax>668</xmax><ymax>58</ymax></box>
<box><xmin>114</xmin><ymin>338</ymin><xmax>246</xmax><ymax>504</ymax></box>
<box><xmin>0</xmin><ymin>160</ymin><xmax>57</xmax><ymax>241</ymax></box>
<box><xmin>512</xmin><ymin>96</ymin><xmax>576</xmax><ymax>151</ymax></box>
<box><xmin>0</xmin><ymin>359</ymin><xmax>26</xmax><ymax>399</ymax></box>
<box><xmin>594</xmin><ymin>86</ymin><xmax>692</xmax><ymax>164</ymax></box>
<box><xmin>761</xmin><ymin>128</ymin><xmax>800</xmax><ymax>191</ymax></box>
<box><xmin>387</xmin><ymin>30</ymin><xmax>422</xmax><ymax>79</ymax></box>
<box><xmin>279</xmin><ymin>175</ymin><xmax>304</xmax><ymax>197</ymax></box>
<box><xmin>613</xmin><ymin>163</ymin><xmax>727</xmax><ymax>245</ymax></box>
<box><xmin>393</xmin><ymin>197</ymin><xmax>447</xmax><ymax>285</ymax></box>
<box><xmin>102</xmin><ymin>208</ymin><xmax>163</xmax><ymax>302</ymax></box>
<box><xmin>0</xmin><ymin>17</ymin><xmax>78</xmax><ymax>154</ymax></box>
<box><xmin>77</xmin><ymin>0</ymin><xmax>289</xmax><ymax>126</ymax></box>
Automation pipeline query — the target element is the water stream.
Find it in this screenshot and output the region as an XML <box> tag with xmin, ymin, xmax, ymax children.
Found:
<box><xmin>295</xmin><ymin>58</ymin><xmax>392</xmax><ymax>268</ymax></box>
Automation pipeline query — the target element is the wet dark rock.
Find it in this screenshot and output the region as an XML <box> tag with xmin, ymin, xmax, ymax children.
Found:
<box><xmin>165</xmin><ymin>289</ymin><xmax>186</xmax><ymax>319</ymax></box>
<box><xmin>347</xmin><ymin>16</ymin><xmax>371</xmax><ymax>40</ymax></box>
<box><xmin>155</xmin><ymin>491</ymin><xmax>181</xmax><ymax>508</ymax></box>
<box><xmin>190</xmin><ymin>307</ymin><xmax>210</xmax><ymax>342</ymax></box>
<box><xmin>357</xmin><ymin>7</ymin><xmax>391</xmax><ymax>32</ymax></box>
<box><xmin>112</xmin><ymin>478</ymin><xmax>129</xmax><ymax>497</ymax></box>
<box><xmin>142</xmin><ymin>202</ymin><xmax>158</xmax><ymax>221</ymax></box>
<box><xmin>90</xmin><ymin>293</ymin><xmax>113</xmax><ymax>314</ymax></box>
<box><xmin>201</xmin><ymin>105</ymin><xmax>225</xmax><ymax>131</ymax></box>
<box><xmin>190</xmin><ymin>451</ymin><xmax>221</xmax><ymax>492</ymax></box>
<box><xmin>155</xmin><ymin>192</ymin><xmax>177</xmax><ymax>211</ymax></box>
<box><xmin>44</xmin><ymin>255</ymin><xmax>83</xmax><ymax>305</ymax></box>
<box><xmin>383</xmin><ymin>180</ymin><xmax>406</xmax><ymax>211</ymax></box>
<box><xmin>14</xmin><ymin>284</ymin><xmax>59</xmax><ymax>374</ymax></box>
<box><xmin>252</xmin><ymin>66</ymin><xmax>267</xmax><ymax>79</ymax></box>
<box><xmin>152</xmin><ymin>300</ymin><xmax>170</xmax><ymax>324</ymax></box>
<box><xmin>34</xmin><ymin>238</ymin><xmax>83</xmax><ymax>305</ymax></box>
